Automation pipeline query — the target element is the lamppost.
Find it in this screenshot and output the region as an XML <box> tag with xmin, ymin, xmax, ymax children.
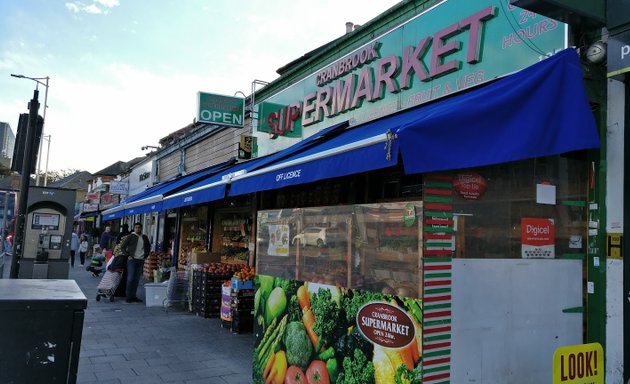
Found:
<box><xmin>8</xmin><ymin>75</ymin><xmax>43</xmax><ymax>278</ymax></box>
<box><xmin>42</xmin><ymin>134</ymin><xmax>51</xmax><ymax>186</ymax></box>
<box><xmin>10</xmin><ymin>74</ymin><xmax>49</xmax><ymax>187</ymax></box>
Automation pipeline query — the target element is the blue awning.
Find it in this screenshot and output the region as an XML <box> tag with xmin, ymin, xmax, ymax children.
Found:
<box><xmin>102</xmin><ymin>209</ymin><xmax>125</xmax><ymax>221</ymax></box>
<box><xmin>227</xmin><ymin>48</ymin><xmax>599</xmax><ymax>196</ymax></box>
<box><xmin>101</xmin><ymin>159</ymin><xmax>236</xmax><ymax>219</ymax></box>
<box><xmin>161</xmin><ymin>121</ymin><xmax>349</xmax><ymax>210</ymax></box>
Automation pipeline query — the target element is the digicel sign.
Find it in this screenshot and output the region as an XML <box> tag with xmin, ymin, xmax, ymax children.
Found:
<box><xmin>256</xmin><ymin>0</ymin><xmax>566</xmax><ymax>144</ymax></box>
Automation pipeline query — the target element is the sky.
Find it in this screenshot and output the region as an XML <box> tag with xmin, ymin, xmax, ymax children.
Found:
<box><xmin>0</xmin><ymin>0</ymin><xmax>400</xmax><ymax>174</ymax></box>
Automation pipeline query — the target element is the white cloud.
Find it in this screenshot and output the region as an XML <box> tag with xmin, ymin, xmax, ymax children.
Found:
<box><xmin>64</xmin><ymin>0</ymin><xmax>119</xmax><ymax>15</ymax></box>
<box><xmin>95</xmin><ymin>0</ymin><xmax>120</xmax><ymax>8</ymax></box>
<box><xmin>64</xmin><ymin>2</ymin><xmax>80</xmax><ymax>13</ymax></box>
<box><xmin>84</xmin><ymin>4</ymin><xmax>103</xmax><ymax>14</ymax></box>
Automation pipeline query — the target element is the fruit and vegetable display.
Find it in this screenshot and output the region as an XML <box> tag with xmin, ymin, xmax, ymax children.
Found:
<box><xmin>253</xmin><ymin>275</ymin><xmax>423</xmax><ymax>384</ymax></box>
<box><xmin>192</xmin><ymin>262</ymin><xmax>247</xmax><ymax>277</ymax></box>
<box><xmin>143</xmin><ymin>251</ymin><xmax>171</xmax><ymax>281</ymax></box>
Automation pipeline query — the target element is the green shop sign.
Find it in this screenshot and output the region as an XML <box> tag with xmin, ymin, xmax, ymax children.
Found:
<box><xmin>197</xmin><ymin>92</ymin><xmax>244</xmax><ymax>128</ymax></box>
<box><xmin>255</xmin><ymin>0</ymin><xmax>566</xmax><ymax>149</ymax></box>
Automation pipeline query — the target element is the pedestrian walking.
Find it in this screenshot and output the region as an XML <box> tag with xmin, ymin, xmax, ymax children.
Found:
<box><xmin>70</xmin><ymin>231</ymin><xmax>80</xmax><ymax>268</ymax></box>
<box><xmin>118</xmin><ymin>223</ymin><xmax>151</xmax><ymax>303</ymax></box>
<box><xmin>79</xmin><ymin>234</ymin><xmax>89</xmax><ymax>267</ymax></box>
<box><xmin>99</xmin><ymin>225</ymin><xmax>112</xmax><ymax>252</ymax></box>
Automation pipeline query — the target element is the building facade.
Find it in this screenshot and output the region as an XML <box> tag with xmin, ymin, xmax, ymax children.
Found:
<box><xmin>100</xmin><ymin>0</ymin><xmax>627</xmax><ymax>381</ymax></box>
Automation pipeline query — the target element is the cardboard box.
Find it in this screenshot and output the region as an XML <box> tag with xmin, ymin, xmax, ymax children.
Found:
<box><xmin>145</xmin><ymin>282</ymin><xmax>168</xmax><ymax>307</ymax></box>
<box><xmin>190</xmin><ymin>251</ymin><xmax>219</xmax><ymax>265</ymax></box>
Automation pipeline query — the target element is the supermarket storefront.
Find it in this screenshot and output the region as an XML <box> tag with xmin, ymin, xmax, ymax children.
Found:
<box><xmin>236</xmin><ymin>1</ymin><xmax>602</xmax><ymax>383</ymax></box>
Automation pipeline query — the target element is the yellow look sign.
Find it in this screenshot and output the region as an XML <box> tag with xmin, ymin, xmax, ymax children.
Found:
<box><xmin>553</xmin><ymin>343</ymin><xmax>604</xmax><ymax>384</ymax></box>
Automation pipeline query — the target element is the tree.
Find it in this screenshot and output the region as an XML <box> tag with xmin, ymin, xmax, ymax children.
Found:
<box><xmin>38</xmin><ymin>169</ymin><xmax>82</xmax><ymax>184</ymax></box>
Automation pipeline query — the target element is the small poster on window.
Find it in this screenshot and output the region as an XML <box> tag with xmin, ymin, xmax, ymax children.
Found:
<box><xmin>521</xmin><ymin>218</ymin><xmax>555</xmax><ymax>258</ymax></box>
<box><xmin>267</xmin><ymin>224</ymin><xmax>289</xmax><ymax>257</ymax></box>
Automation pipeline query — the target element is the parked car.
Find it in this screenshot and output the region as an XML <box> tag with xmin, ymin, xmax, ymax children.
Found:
<box><xmin>292</xmin><ymin>226</ymin><xmax>345</xmax><ymax>247</ymax></box>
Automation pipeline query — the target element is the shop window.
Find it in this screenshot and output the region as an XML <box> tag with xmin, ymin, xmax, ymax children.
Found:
<box><xmin>430</xmin><ymin>154</ymin><xmax>589</xmax><ymax>259</ymax></box>
<box><xmin>211</xmin><ymin>208</ymin><xmax>251</xmax><ymax>264</ymax></box>
<box><xmin>256</xmin><ymin>201</ymin><xmax>422</xmax><ymax>298</ymax></box>
<box><xmin>177</xmin><ymin>205</ymin><xmax>208</xmax><ymax>268</ymax></box>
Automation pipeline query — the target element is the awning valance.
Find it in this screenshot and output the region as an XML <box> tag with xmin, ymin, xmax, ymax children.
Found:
<box><xmin>161</xmin><ymin>121</ymin><xmax>350</xmax><ymax>210</ymax></box>
<box><xmin>101</xmin><ymin>159</ymin><xmax>236</xmax><ymax>219</ymax></box>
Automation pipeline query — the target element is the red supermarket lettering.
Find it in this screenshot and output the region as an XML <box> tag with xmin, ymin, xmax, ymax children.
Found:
<box><xmin>275</xmin><ymin>169</ymin><xmax>301</xmax><ymax>182</ymax></box>
<box><xmin>560</xmin><ymin>350</ymin><xmax>597</xmax><ymax>380</ymax></box>
<box><xmin>301</xmin><ymin>6</ymin><xmax>497</xmax><ymax>127</ymax></box>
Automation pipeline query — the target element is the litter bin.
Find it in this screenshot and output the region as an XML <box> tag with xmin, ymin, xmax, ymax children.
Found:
<box><xmin>0</xmin><ymin>279</ymin><xmax>87</xmax><ymax>383</ymax></box>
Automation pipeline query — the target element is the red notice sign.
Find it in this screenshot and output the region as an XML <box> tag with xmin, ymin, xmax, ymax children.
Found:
<box><xmin>521</xmin><ymin>218</ymin><xmax>555</xmax><ymax>258</ymax></box>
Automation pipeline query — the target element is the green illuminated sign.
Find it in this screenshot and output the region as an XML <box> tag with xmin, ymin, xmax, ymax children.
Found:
<box><xmin>254</xmin><ymin>0</ymin><xmax>566</xmax><ymax>152</ymax></box>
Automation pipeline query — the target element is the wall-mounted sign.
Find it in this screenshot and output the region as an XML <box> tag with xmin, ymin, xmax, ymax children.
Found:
<box><xmin>453</xmin><ymin>172</ymin><xmax>487</xmax><ymax>200</ymax></box>
<box><xmin>197</xmin><ymin>92</ymin><xmax>244</xmax><ymax>128</ymax></box>
<box><xmin>238</xmin><ymin>135</ymin><xmax>257</xmax><ymax>159</ymax></box>
<box><xmin>82</xmin><ymin>202</ymin><xmax>99</xmax><ymax>212</ymax></box>
<box><xmin>85</xmin><ymin>192</ymin><xmax>100</xmax><ymax>204</ymax></box>
<box><xmin>552</xmin><ymin>343</ymin><xmax>603</xmax><ymax>384</ymax></box>
<box><xmin>606</xmin><ymin>233</ymin><xmax>623</xmax><ymax>259</ymax></box>
<box><xmin>607</xmin><ymin>29</ymin><xmax>630</xmax><ymax>80</ymax></box>
<box><xmin>109</xmin><ymin>180</ymin><xmax>129</xmax><ymax>195</ymax></box>
<box><xmin>254</xmin><ymin>0</ymin><xmax>566</xmax><ymax>155</ymax></box>
<box><xmin>521</xmin><ymin>217</ymin><xmax>555</xmax><ymax>258</ymax></box>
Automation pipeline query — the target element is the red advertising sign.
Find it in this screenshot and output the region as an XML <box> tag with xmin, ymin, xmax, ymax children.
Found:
<box><xmin>453</xmin><ymin>172</ymin><xmax>487</xmax><ymax>200</ymax></box>
<box><xmin>357</xmin><ymin>302</ymin><xmax>415</xmax><ymax>348</ymax></box>
<box><xmin>86</xmin><ymin>192</ymin><xmax>100</xmax><ymax>204</ymax></box>
<box><xmin>521</xmin><ymin>218</ymin><xmax>555</xmax><ymax>258</ymax></box>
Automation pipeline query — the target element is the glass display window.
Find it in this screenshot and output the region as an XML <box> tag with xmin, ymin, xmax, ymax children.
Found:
<box><xmin>177</xmin><ymin>205</ymin><xmax>208</xmax><ymax>268</ymax></box>
<box><xmin>256</xmin><ymin>201</ymin><xmax>423</xmax><ymax>297</ymax></box>
<box><xmin>429</xmin><ymin>154</ymin><xmax>589</xmax><ymax>259</ymax></box>
<box><xmin>211</xmin><ymin>209</ymin><xmax>251</xmax><ymax>264</ymax></box>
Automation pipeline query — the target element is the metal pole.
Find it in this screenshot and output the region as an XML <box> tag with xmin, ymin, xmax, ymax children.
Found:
<box><xmin>10</xmin><ymin>89</ymin><xmax>39</xmax><ymax>278</ymax></box>
<box><xmin>624</xmin><ymin>81</ymin><xmax>630</xmax><ymax>384</ymax></box>
<box><xmin>43</xmin><ymin>135</ymin><xmax>51</xmax><ymax>187</ymax></box>
<box><xmin>35</xmin><ymin>77</ymin><xmax>49</xmax><ymax>186</ymax></box>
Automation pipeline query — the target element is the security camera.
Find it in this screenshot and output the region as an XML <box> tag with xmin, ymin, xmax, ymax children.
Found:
<box><xmin>585</xmin><ymin>41</ymin><xmax>606</xmax><ymax>65</ymax></box>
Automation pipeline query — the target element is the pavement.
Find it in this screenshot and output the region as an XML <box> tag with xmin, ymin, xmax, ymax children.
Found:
<box><xmin>2</xmin><ymin>254</ymin><xmax>255</xmax><ymax>384</ymax></box>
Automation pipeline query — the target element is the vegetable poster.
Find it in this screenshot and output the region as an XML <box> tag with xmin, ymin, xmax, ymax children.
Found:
<box><xmin>253</xmin><ymin>275</ymin><xmax>423</xmax><ymax>384</ymax></box>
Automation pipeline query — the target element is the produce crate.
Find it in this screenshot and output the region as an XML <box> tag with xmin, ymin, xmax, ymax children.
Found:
<box><xmin>230</xmin><ymin>278</ymin><xmax>254</xmax><ymax>290</ymax></box>
<box><xmin>231</xmin><ymin>288</ymin><xmax>255</xmax><ymax>297</ymax></box>
<box><xmin>221</xmin><ymin>319</ymin><xmax>232</xmax><ymax>329</ymax></box>
<box><xmin>231</xmin><ymin>316</ymin><xmax>253</xmax><ymax>333</ymax></box>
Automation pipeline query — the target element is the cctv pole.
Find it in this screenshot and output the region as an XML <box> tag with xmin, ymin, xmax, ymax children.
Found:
<box><xmin>10</xmin><ymin>89</ymin><xmax>40</xmax><ymax>278</ymax></box>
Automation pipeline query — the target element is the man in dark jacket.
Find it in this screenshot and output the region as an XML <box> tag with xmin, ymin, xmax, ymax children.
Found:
<box><xmin>116</xmin><ymin>223</ymin><xmax>130</xmax><ymax>244</ymax></box>
<box><xmin>120</xmin><ymin>222</ymin><xmax>151</xmax><ymax>303</ymax></box>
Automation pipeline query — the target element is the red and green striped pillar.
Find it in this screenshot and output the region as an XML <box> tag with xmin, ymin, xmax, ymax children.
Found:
<box><xmin>423</xmin><ymin>175</ymin><xmax>454</xmax><ymax>384</ymax></box>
